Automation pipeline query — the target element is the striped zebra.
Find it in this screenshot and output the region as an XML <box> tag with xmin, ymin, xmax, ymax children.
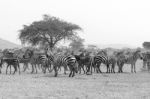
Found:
<box><xmin>52</xmin><ymin>53</ymin><xmax>78</xmax><ymax>77</ymax></box>
<box><xmin>23</xmin><ymin>49</ymin><xmax>43</xmax><ymax>73</ymax></box>
<box><xmin>19</xmin><ymin>56</ymin><xmax>30</xmax><ymax>72</ymax></box>
<box><xmin>93</xmin><ymin>53</ymin><xmax>109</xmax><ymax>73</ymax></box>
<box><xmin>24</xmin><ymin>49</ymin><xmax>54</xmax><ymax>74</ymax></box>
<box><xmin>0</xmin><ymin>57</ymin><xmax>2</xmax><ymax>73</ymax></box>
<box><xmin>1</xmin><ymin>57</ymin><xmax>20</xmax><ymax>74</ymax></box>
<box><xmin>107</xmin><ymin>56</ymin><xmax>117</xmax><ymax>73</ymax></box>
<box><xmin>124</xmin><ymin>50</ymin><xmax>142</xmax><ymax>73</ymax></box>
<box><xmin>39</xmin><ymin>54</ymin><xmax>54</xmax><ymax>73</ymax></box>
<box><xmin>73</xmin><ymin>51</ymin><xmax>93</xmax><ymax>74</ymax></box>
<box><xmin>1</xmin><ymin>51</ymin><xmax>20</xmax><ymax>74</ymax></box>
<box><xmin>114</xmin><ymin>51</ymin><xmax>126</xmax><ymax>73</ymax></box>
<box><xmin>141</xmin><ymin>52</ymin><xmax>150</xmax><ymax>70</ymax></box>
<box><xmin>116</xmin><ymin>55</ymin><xmax>126</xmax><ymax>73</ymax></box>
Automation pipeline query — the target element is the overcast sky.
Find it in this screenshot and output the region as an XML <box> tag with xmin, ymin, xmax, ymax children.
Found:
<box><xmin>0</xmin><ymin>0</ymin><xmax>150</xmax><ymax>47</ymax></box>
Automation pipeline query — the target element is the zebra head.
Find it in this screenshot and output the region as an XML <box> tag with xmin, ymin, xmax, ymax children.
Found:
<box><xmin>24</xmin><ymin>49</ymin><xmax>34</xmax><ymax>59</ymax></box>
<box><xmin>134</xmin><ymin>50</ymin><xmax>143</xmax><ymax>60</ymax></box>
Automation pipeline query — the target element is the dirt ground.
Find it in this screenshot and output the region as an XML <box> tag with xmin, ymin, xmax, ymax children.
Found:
<box><xmin>0</xmin><ymin>60</ymin><xmax>150</xmax><ymax>99</ymax></box>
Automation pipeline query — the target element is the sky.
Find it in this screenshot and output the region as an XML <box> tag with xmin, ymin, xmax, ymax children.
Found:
<box><xmin>0</xmin><ymin>0</ymin><xmax>150</xmax><ymax>48</ymax></box>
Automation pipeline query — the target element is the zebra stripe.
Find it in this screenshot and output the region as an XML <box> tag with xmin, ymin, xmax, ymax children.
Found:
<box><xmin>39</xmin><ymin>54</ymin><xmax>54</xmax><ymax>73</ymax></box>
<box><xmin>141</xmin><ymin>52</ymin><xmax>150</xmax><ymax>70</ymax></box>
<box><xmin>93</xmin><ymin>54</ymin><xmax>109</xmax><ymax>73</ymax></box>
<box><xmin>53</xmin><ymin>54</ymin><xmax>78</xmax><ymax>77</ymax></box>
<box><xmin>107</xmin><ymin>57</ymin><xmax>116</xmax><ymax>73</ymax></box>
<box><xmin>124</xmin><ymin>51</ymin><xmax>141</xmax><ymax>73</ymax></box>
<box><xmin>2</xmin><ymin>58</ymin><xmax>20</xmax><ymax>74</ymax></box>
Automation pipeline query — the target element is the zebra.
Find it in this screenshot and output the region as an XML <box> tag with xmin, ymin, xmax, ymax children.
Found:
<box><xmin>124</xmin><ymin>50</ymin><xmax>142</xmax><ymax>73</ymax></box>
<box><xmin>107</xmin><ymin>56</ymin><xmax>117</xmax><ymax>73</ymax></box>
<box><xmin>93</xmin><ymin>53</ymin><xmax>109</xmax><ymax>73</ymax></box>
<box><xmin>23</xmin><ymin>49</ymin><xmax>43</xmax><ymax>73</ymax></box>
<box><xmin>116</xmin><ymin>55</ymin><xmax>126</xmax><ymax>73</ymax></box>
<box><xmin>2</xmin><ymin>58</ymin><xmax>20</xmax><ymax>74</ymax></box>
<box><xmin>39</xmin><ymin>54</ymin><xmax>53</xmax><ymax>73</ymax></box>
<box><xmin>52</xmin><ymin>53</ymin><xmax>78</xmax><ymax>77</ymax></box>
<box><xmin>1</xmin><ymin>51</ymin><xmax>20</xmax><ymax>74</ymax></box>
<box><xmin>23</xmin><ymin>49</ymin><xmax>54</xmax><ymax>74</ymax></box>
<box><xmin>19</xmin><ymin>56</ymin><xmax>30</xmax><ymax>72</ymax></box>
<box><xmin>114</xmin><ymin>51</ymin><xmax>126</xmax><ymax>73</ymax></box>
<box><xmin>141</xmin><ymin>52</ymin><xmax>150</xmax><ymax>70</ymax></box>
<box><xmin>73</xmin><ymin>51</ymin><xmax>92</xmax><ymax>74</ymax></box>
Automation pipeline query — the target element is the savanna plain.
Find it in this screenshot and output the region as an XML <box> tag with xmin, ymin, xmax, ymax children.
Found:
<box><xmin>0</xmin><ymin>60</ymin><xmax>150</xmax><ymax>99</ymax></box>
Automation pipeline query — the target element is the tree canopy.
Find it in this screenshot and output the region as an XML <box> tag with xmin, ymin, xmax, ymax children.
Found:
<box><xmin>19</xmin><ymin>14</ymin><xmax>82</xmax><ymax>50</ymax></box>
<box><xmin>69</xmin><ymin>36</ymin><xmax>84</xmax><ymax>51</ymax></box>
<box><xmin>143</xmin><ymin>42</ymin><xmax>150</xmax><ymax>50</ymax></box>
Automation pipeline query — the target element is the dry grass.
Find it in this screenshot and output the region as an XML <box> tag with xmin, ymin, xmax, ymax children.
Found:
<box><xmin>0</xmin><ymin>60</ymin><xmax>150</xmax><ymax>99</ymax></box>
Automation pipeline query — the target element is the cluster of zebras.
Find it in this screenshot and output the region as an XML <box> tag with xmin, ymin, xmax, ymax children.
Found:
<box><xmin>0</xmin><ymin>48</ymin><xmax>149</xmax><ymax>77</ymax></box>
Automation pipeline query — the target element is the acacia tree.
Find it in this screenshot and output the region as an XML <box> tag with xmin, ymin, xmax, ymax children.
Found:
<box><xmin>19</xmin><ymin>14</ymin><xmax>82</xmax><ymax>51</ymax></box>
<box><xmin>69</xmin><ymin>36</ymin><xmax>85</xmax><ymax>51</ymax></box>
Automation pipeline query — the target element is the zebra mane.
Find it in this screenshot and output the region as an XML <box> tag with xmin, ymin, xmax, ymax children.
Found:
<box><xmin>24</xmin><ymin>49</ymin><xmax>34</xmax><ymax>58</ymax></box>
<box><xmin>133</xmin><ymin>50</ymin><xmax>141</xmax><ymax>55</ymax></box>
<box><xmin>97</xmin><ymin>50</ymin><xmax>107</xmax><ymax>56</ymax></box>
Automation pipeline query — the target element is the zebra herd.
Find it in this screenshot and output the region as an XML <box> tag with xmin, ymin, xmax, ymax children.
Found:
<box><xmin>0</xmin><ymin>48</ymin><xmax>148</xmax><ymax>77</ymax></box>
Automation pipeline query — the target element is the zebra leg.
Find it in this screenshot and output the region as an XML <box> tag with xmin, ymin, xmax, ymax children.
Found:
<box><xmin>48</xmin><ymin>64</ymin><xmax>52</xmax><ymax>73</ymax></box>
<box><xmin>91</xmin><ymin>64</ymin><xmax>93</xmax><ymax>74</ymax></box>
<box><xmin>111</xmin><ymin>65</ymin><xmax>113</xmax><ymax>73</ymax></box>
<box><xmin>86</xmin><ymin>65</ymin><xmax>90</xmax><ymax>74</ymax></box>
<box><xmin>54</xmin><ymin>66</ymin><xmax>58</xmax><ymax>77</ymax></box>
<box><xmin>134</xmin><ymin>64</ymin><xmax>136</xmax><ymax>73</ymax></box>
<box><xmin>23</xmin><ymin>63</ymin><xmax>28</xmax><ymax>72</ymax></box>
<box><xmin>48</xmin><ymin>63</ymin><xmax>51</xmax><ymax>71</ymax></box>
<box><xmin>13</xmin><ymin>65</ymin><xmax>17</xmax><ymax>75</ymax></box>
<box><xmin>10</xmin><ymin>65</ymin><xmax>11</xmax><ymax>74</ymax></box>
<box><xmin>72</xmin><ymin>70</ymin><xmax>75</xmax><ymax>77</ymax></box>
<box><xmin>38</xmin><ymin>64</ymin><xmax>41</xmax><ymax>70</ymax></box>
<box><xmin>108</xmin><ymin>64</ymin><xmax>111</xmax><ymax>73</ymax></box>
<box><xmin>96</xmin><ymin>64</ymin><xmax>99</xmax><ymax>73</ymax></box>
<box><xmin>82</xmin><ymin>65</ymin><xmax>86</xmax><ymax>74</ymax></box>
<box><xmin>78</xmin><ymin>65</ymin><xmax>81</xmax><ymax>74</ymax></box>
<box><xmin>143</xmin><ymin>61</ymin><xmax>146</xmax><ymax>69</ymax></box>
<box><xmin>112</xmin><ymin>64</ymin><xmax>115</xmax><ymax>73</ymax></box>
<box><xmin>106</xmin><ymin>64</ymin><xmax>109</xmax><ymax>73</ymax></box>
<box><xmin>18</xmin><ymin>63</ymin><xmax>21</xmax><ymax>74</ymax></box>
<box><xmin>131</xmin><ymin>64</ymin><xmax>133</xmax><ymax>73</ymax></box>
<box><xmin>118</xmin><ymin>65</ymin><xmax>120</xmax><ymax>73</ymax></box>
<box><xmin>31</xmin><ymin>64</ymin><xmax>34</xmax><ymax>73</ymax></box>
<box><xmin>79</xmin><ymin>66</ymin><xmax>82</xmax><ymax>74</ymax></box>
<box><xmin>35</xmin><ymin>65</ymin><xmax>38</xmax><ymax>74</ymax></box>
<box><xmin>121</xmin><ymin>64</ymin><xmax>123</xmax><ymax>73</ymax></box>
<box><xmin>69</xmin><ymin>70</ymin><xmax>73</xmax><ymax>77</ymax></box>
<box><xmin>42</xmin><ymin>68</ymin><xmax>46</xmax><ymax>74</ymax></box>
<box><xmin>59</xmin><ymin>67</ymin><xmax>61</xmax><ymax>71</ymax></box>
<box><xmin>22</xmin><ymin>64</ymin><xmax>25</xmax><ymax>71</ymax></box>
<box><xmin>64</xmin><ymin>66</ymin><xmax>67</xmax><ymax>75</ymax></box>
<box><xmin>0</xmin><ymin>63</ymin><xmax>2</xmax><ymax>74</ymax></box>
<box><xmin>42</xmin><ymin>64</ymin><xmax>46</xmax><ymax>74</ymax></box>
<box><xmin>79</xmin><ymin>64</ymin><xmax>83</xmax><ymax>74</ymax></box>
<box><xmin>6</xmin><ymin>64</ymin><xmax>9</xmax><ymax>74</ymax></box>
<box><xmin>118</xmin><ymin>64</ymin><xmax>121</xmax><ymax>73</ymax></box>
<box><xmin>0</xmin><ymin>66</ymin><xmax>1</xmax><ymax>74</ymax></box>
<box><xmin>97</xmin><ymin>64</ymin><xmax>102</xmax><ymax>73</ymax></box>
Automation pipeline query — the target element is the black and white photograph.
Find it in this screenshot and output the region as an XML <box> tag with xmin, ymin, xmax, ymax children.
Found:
<box><xmin>0</xmin><ymin>0</ymin><xmax>150</xmax><ymax>99</ymax></box>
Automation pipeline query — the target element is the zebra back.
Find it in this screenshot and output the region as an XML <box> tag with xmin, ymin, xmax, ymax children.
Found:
<box><xmin>94</xmin><ymin>54</ymin><xmax>108</xmax><ymax>65</ymax></box>
<box><xmin>53</xmin><ymin>54</ymin><xmax>77</xmax><ymax>69</ymax></box>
